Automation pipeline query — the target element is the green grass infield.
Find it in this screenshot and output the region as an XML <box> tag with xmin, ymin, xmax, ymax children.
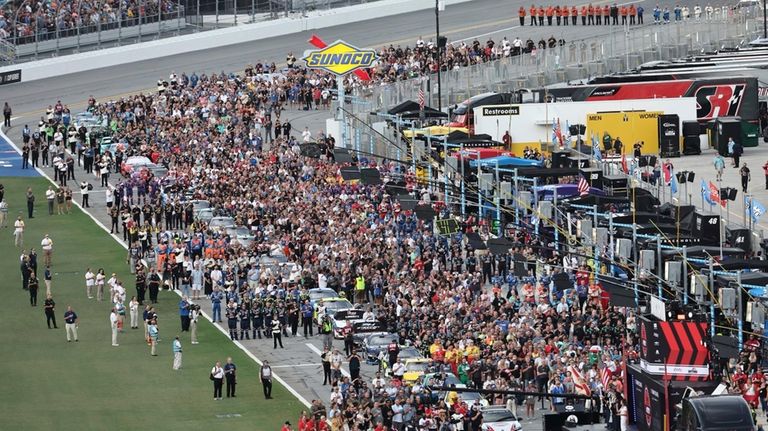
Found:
<box><xmin>0</xmin><ymin>177</ymin><xmax>304</xmax><ymax>431</ymax></box>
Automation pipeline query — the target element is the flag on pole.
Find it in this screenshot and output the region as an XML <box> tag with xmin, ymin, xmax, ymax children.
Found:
<box><xmin>555</xmin><ymin>118</ymin><xmax>563</xmax><ymax>148</ymax></box>
<box><xmin>568</xmin><ymin>364</ymin><xmax>592</xmax><ymax>396</ymax></box>
<box><xmin>701</xmin><ymin>179</ymin><xmax>715</xmax><ymax>206</ymax></box>
<box><xmin>620</xmin><ymin>154</ymin><xmax>629</xmax><ymax>174</ymax></box>
<box><xmin>670</xmin><ymin>170</ymin><xmax>679</xmax><ymax>194</ymax></box>
<box><xmin>662</xmin><ymin>161</ymin><xmax>672</xmax><ymax>184</ymax></box>
<box><xmin>577</xmin><ymin>175</ymin><xmax>590</xmax><ymax>196</ymax></box>
<box><xmin>746</xmin><ymin>196</ymin><xmax>766</xmax><ymax>222</ymax></box>
<box><xmin>708</xmin><ymin>181</ymin><xmax>724</xmax><ymax>207</ymax></box>
<box><xmin>600</xmin><ymin>367</ymin><xmax>611</xmax><ymax>390</ymax></box>
<box><xmin>592</xmin><ymin>134</ymin><xmax>602</xmax><ymax>161</ymax></box>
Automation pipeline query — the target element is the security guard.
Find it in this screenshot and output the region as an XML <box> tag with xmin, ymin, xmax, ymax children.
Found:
<box><xmin>226</xmin><ymin>300</ymin><xmax>239</xmax><ymax>340</ymax></box>
<box><xmin>354</xmin><ymin>274</ymin><xmax>366</xmax><ymax>304</ymax></box>
<box><xmin>320</xmin><ymin>315</ymin><xmax>333</xmax><ymax>350</ymax></box>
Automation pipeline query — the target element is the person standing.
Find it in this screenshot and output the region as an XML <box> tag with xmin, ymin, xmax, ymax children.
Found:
<box><xmin>14</xmin><ymin>216</ymin><xmax>24</xmax><ymax>247</ymax></box>
<box><xmin>224</xmin><ymin>357</ymin><xmax>237</xmax><ymax>398</ymax></box>
<box><xmin>43</xmin><ymin>265</ymin><xmax>52</xmax><ymax>295</ymax></box>
<box><xmin>28</xmin><ymin>272</ymin><xmax>39</xmax><ymax>306</ymax></box>
<box><xmin>45</xmin><ymin>186</ymin><xmax>55</xmax><ymax>215</ymax></box>
<box><xmin>179</xmin><ymin>296</ymin><xmax>190</xmax><ymax>332</ymax></box>
<box><xmin>0</xmin><ymin>198</ymin><xmax>7</xmax><ymax>229</ymax></box>
<box><xmin>348</xmin><ymin>350</ymin><xmax>361</xmax><ymax>382</ymax></box>
<box><xmin>211</xmin><ymin>361</ymin><xmax>224</xmax><ymax>400</ymax></box>
<box><xmin>148</xmin><ymin>318</ymin><xmax>159</xmax><ymax>356</ymax></box>
<box><xmin>147</xmin><ymin>268</ymin><xmax>161</xmax><ymax>304</ymax></box>
<box><xmin>40</xmin><ymin>234</ymin><xmax>53</xmax><ymax>266</ymax></box>
<box><xmin>3</xmin><ymin>102</ymin><xmax>11</xmax><ymax>127</ymax></box>
<box><xmin>26</xmin><ymin>188</ymin><xmax>34</xmax><ymax>219</ymax></box>
<box><xmin>715</xmin><ymin>154</ymin><xmax>726</xmax><ymax>182</ymax></box>
<box><xmin>190</xmin><ymin>304</ymin><xmax>200</xmax><ymax>344</ymax></box>
<box><xmin>110</xmin><ymin>308</ymin><xmax>119</xmax><ymax>347</ymax></box>
<box><xmin>129</xmin><ymin>296</ymin><xmax>139</xmax><ymax>329</ymax></box>
<box><xmin>44</xmin><ymin>293</ymin><xmax>57</xmax><ymax>328</ymax></box>
<box><xmin>64</xmin><ymin>305</ymin><xmax>79</xmax><ymax>342</ymax></box>
<box><xmin>80</xmin><ymin>181</ymin><xmax>90</xmax><ymax>208</ymax></box>
<box><xmin>210</xmin><ymin>286</ymin><xmax>223</xmax><ymax>322</ymax></box>
<box><xmin>261</xmin><ymin>361</ymin><xmax>273</xmax><ymax>399</ymax></box>
<box><xmin>763</xmin><ymin>160</ymin><xmax>768</xmax><ymax>189</ymax></box>
<box><xmin>321</xmin><ymin>346</ymin><xmax>332</xmax><ymax>385</ymax></box>
<box><xmin>272</xmin><ymin>314</ymin><xmax>284</xmax><ymax>348</ymax></box>
<box><xmin>619</xmin><ymin>399</ymin><xmax>629</xmax><ymax>431</ymax></box>
<box><xmin>741</xmin><ymin>163</ymin><xmax>752</xmax><ymax>193</ymax></box>
<box><xmin>172</xmin><ymin>337</ymin><xmax>182</xmax><ymax>370</ymax></box>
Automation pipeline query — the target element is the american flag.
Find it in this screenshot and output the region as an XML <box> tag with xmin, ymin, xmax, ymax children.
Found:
<box><xmin>577</xmin><ymin>175</ymin><xmax>590</xmax><ymax>196</ymax></box>
<box><xmin>418</xmin><ymin>86</ymin><xmax>425</xmax><ymax>111</ymax></box>
<box><xmin>600</xmin><ymin>366</ymin><xmax>611</xmax><ymax>390</ymax></box>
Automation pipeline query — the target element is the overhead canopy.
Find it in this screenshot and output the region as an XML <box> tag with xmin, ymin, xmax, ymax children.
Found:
<box><xmin>387</xmin><ymin>100</ymin><xmax>445</xmax><ymax>117</ymax></box>
<box><xmin>503</xmin><ymin>167</ymin><xmax>580</xmax><ymax>179</ymax></box>
<box><xmin>470</xmin><ymin>156</ymin><xmax>543</xmax><ymax>169</ymax></box>
<box><xmin>534</xmin><ymin>184</ymin><xmax>605</xmax><ymax>200</ymax></box>
<box><xmin>487</xmin><ymin>237</ymin><xmax>515</xmax><ymax>255</ymax></box>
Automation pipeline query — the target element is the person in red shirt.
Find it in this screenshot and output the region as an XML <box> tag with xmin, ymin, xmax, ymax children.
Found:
<box><xmin>538</xmin><ymin>6</ymin><xmax>545</xmax><ymax>25</ymax></box>
<box><xmin>554</xmin><ymin>6</ymin><xmax>562</xmax><ymax>25</ymax></box>
<box><xmin>571</xmin><ymin>6</ymin><xmax>578</xmax><ymax>25</ymax></box>
<box><xmin>620</xmin><ymin>5</ymin><xmax>628</xmax><ymax>25</ymax></box>
<box><xmin>530</xmin><ymin>5</ymin><xmax>538</xmax><ymax>25</ymax></box>
<box><xmin>591</xmin><ymin>4</ymin><xmax>599</xmax><ymax>24</ymax></box>
<box><xmin>519</xmin><ymin>6</ymin><xmax>526</xmax><ymax>26</ymax></box>
<box><xmin>562</xmin><ymin>5</ymin><xmax>569</xmax><ymax>25</ymax></box>
<box><xmin>281</xmin><ymin>421</ymin><xmax>293</xmax><ymax>431</ymax></box>
<box><xmin>603</xmin><ymin>5</ymin><xmax>610</xmax><ymax>25</ymax></box>
<box><xmin>629</xmin><ymin>4</ymin><xmax>637</xmax><ymax>24</ymax></box>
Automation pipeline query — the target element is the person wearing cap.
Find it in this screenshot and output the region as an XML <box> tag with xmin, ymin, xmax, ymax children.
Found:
<box><xmin>172</xmin><ymin>337</ymin><xmax>182</xmax><ymax>370</ymax></box>
<box><xmin>64</xmin><ymin>305</ymin><xmax>78</xmax><ymax>342</ymax></box>
<box><xmin>261</xmin><ymin>360</ymin><xmax>273</xmax><ymax>399</ymax></box>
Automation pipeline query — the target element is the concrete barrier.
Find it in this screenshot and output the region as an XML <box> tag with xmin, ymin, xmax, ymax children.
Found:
<box><xmin>0</xmin><ymin>0</ymin><xmax>471</xmax><ymax>83</ymax></box>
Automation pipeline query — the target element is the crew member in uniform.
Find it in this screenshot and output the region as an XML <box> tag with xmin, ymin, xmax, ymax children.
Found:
<box><xmin>239</xmin><ymin>303</ymin><xmax>251</xmax><ymax>340</ymax></box>
<box><xmin>251</xmin><ymin>299</ymin><xmax>264</xmax><ymax>339</ymax></box>
<box><xmin>44</xmin><ymin>293</ymin><xmax>57</xmax><ymax>328</ymax></box>
<box><xmin>226</xmin><ymin>300</ymin><xmax>239</xmax><ymax>340</ymax></box>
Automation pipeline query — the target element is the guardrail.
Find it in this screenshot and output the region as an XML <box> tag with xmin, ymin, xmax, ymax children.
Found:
<box><xmin>361</xmin><ymin>14</ymin><xmax>763</xmax><ymax>113</ymax></box>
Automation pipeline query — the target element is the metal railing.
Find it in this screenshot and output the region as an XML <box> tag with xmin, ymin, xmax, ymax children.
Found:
<box><xmin>364</xmin><ymin>14</ymin><xmax>764</xmax><ymax>114</ymax></box>
<box><xmin>1</xmin><ymin>0</ymin><xmax>383</xmax><ymax>63</ymax></box>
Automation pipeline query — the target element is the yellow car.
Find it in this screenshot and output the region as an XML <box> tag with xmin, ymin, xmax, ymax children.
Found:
<box><xmin>402</xmin><ymin>358</ymin><xmax>432</xmax><ymax>385</ymax></box>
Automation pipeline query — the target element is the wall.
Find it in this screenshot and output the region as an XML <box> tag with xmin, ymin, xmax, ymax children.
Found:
<box><xmin>0</xmin><ymin>0</ymin><xmax>471</xmax><ymax>83</ymax></box>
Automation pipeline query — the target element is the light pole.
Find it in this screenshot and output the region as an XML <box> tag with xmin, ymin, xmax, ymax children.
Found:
<box><xmin>435</xmin><ymin>0</ymin><xmax>443</xmax><ymax>112</ymax></box>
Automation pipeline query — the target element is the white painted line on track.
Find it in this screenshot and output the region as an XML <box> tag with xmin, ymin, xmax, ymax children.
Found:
<box><xmin>0</xmin><ymin>124</ymin><xmax>312</xmax><ymax>408</ymax></box>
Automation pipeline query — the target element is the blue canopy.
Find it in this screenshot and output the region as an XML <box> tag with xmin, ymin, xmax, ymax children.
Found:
<box><xmin>469</xmin><ymin>156</ymin><xmax>543</xmax><ymax>169</ymax></box>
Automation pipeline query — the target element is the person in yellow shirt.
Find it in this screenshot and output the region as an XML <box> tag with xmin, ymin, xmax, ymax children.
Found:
<box><xmin>445</xmin><ymin>345</ymin><xmax>459</xmax><ymax>374</ymax></box>
<box><xmin>464</xmin><ymin>340</ymin><xmax>480</xmax><ymax>364</ymax></box>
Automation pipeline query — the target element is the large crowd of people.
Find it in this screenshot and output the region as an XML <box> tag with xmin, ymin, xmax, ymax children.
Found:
<box><xmin>25</xmin><ymin>62</ymin><xmax>647</xmax><ymax>431</ymax></box>
<box><xmin>0</xmin><ymin>0</ymin><xmax>179</xmax><ymax>43</ymax></box>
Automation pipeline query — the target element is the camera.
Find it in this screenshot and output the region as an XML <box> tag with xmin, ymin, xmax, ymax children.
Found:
<box><xmin>189</xmin><ymin>303</ymin><xmax>201</xmax><ymax>312</ymax></box>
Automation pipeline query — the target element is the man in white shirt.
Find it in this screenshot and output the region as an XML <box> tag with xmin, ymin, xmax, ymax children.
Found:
<box><xmin>260</xmin><ymin>360</ymin><xmax>273</xmax><ymax>399</ymax></box>
<box><xmin>0</xmin><ymin>198</ymin><xmax>7</xmax><ymax>228</ymax></box>
<box><xmin>392</xmin><ymin>358</ymin><xmax>406</xmax><ymax>380</ymax></box>
<box><xmin>302</xmin><ymin>127</ymin><xmax>312</xmax><ymax>143</ymax></box>
<box><xmin>45</xmin><ymin>186</ymin><xmax>55</xmax><ymax>215</ymax></box>
<box><xmin>391</xmin><ymin>398</ymin><xmax>404</xmax><ymax>429</ymax></box>
<box><xmin>110</xmin><ymin>308</ymin><xmax>119</xmax><ymax>346</ymax></box>
<box><xmin>14</xmin><ymin>216</ymin><xmax>24</xmax><ymax>247</ymax></box>
<box><xmin>330</xmin><ymin>349</ymin><xmax>344</xmax><ymax>384</ymax></box>
<box><xmin>211</xmin><ymin>361</ymin><xmax>224</xmax><ymax>400</ymax></box>
<box><xmin>85</xmin><ymin>268</ymin><xmax>95</xmax><ymax>299</ymax></box>
<box><xmin>41</xmin><ymin>234</ymin><xmax>53</xmax><ymax>266</ymax></box>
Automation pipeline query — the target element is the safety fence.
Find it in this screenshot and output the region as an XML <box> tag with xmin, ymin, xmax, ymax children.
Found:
<box><xmin>0</xmin><ymin>0</ymin><xmax>382</xmax><ymax>62</ymax></box>
<box><xmin>363</xmin><ymin>15</ymin><xmax>764</xmax><ymax>114</ymax></box>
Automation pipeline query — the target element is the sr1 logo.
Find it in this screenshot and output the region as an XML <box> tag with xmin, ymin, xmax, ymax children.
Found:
<box><xmin>695</xmin><ymin>84</ymin><xmax>746</xmax><ymax>119</ymax></box>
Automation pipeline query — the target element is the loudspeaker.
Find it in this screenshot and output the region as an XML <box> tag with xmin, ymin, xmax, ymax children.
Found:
<box><xmin>683</xmin><ymin>136</ymin><xmax>701</xmax><ymax>155</ymax></box>
<box><xmin>640</xmin><ymin>250</ymin><xmax>655</xmax><ymax>269</ymax></box>
<box><xmin>538</xmin><ymin>201</ymin><xmax>553</xmax><ymax>219</ymax></box>
<box><xmin>719</xmin><ymin>287</ymin><xmax>736</xmax><ymax>310</ymax></box>
<box><xmin>682</xmin><ymin>120</ymin><xmax>701</xmax><ymax>136</ymax></box>
<box><xmin>579</xmin><ymin>219</ymin><xmax>592</xmax><ymax>243</ymax></box>
<box><xmin>580</xmin><ymin>168</ymin><xmax>603</xmax><ymax>186</ymax></box>
<box><xmin>551</xmin><ymin>150</ymin><xmax>570</xmax><ymax>168</ymax></box>
<box><xmin>437</xmin><ymin>36</ymin><xmax>448</xmax><ymax>48</ymax></box>
<box><xmin>720</xmin><ymin>187</ymin><xmax>737</xmax><ymax>201</ymax></box>
<box><xmin>518</xmin><ymin>191</ymin><xmax>533</xmax><ymax>207</ymax></box>
<box><xmin>569</xmin><ymin>124</ymin><xmax>580</xmax><ymax>135</ymax></box>
<box><xmin>479</xmin><ymin>173</ymin><xmax>493</xmax><ymax>190</ymax></box>
<box><xmin>665</xmin><ymin>261</ymin><xmax>682</xmax><ymax>286</ymax></box>
<box><xmin>676</xmin><ymin>171</ymin><xmax>695</xmax><ymax>183</ymax></box>
<box><xmin>638</xmin><ymin>155</ymin><xmax>657</xmax><ymax>168</ymax></box>
<box><xmin>690</xmin><ymin>273</ymin><xmax>706</xmax><ymax>299</ymax></box>
<box><xmin>615</xmin><ymin>238</ymin><xmax>632</xmax><ymax>259</ymax></box>
<box><xmin>594</xmin><ymin>227</ymin><xmax>608</xmax><ymax>246</ymax></box>
<box><xmin>499</xmin><ymin>181</ymin><xmax>512</xmax><ymax>199</ymax></box>
<box><xmin>659</xmin><ymin>114</ymin><xmax>680</xmax><ymax>158</ymax></box>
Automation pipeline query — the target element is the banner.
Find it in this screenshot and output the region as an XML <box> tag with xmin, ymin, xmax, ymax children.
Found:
<box><xmin>745</xmin><ymin>196</ymin><xmax>767</xmax><ymax>222</ymax></box>
<box><xmin>701</xmin><ymin>180</ymin><xmax>715</xmax><ymax>206</ymax></box>
<box><xmin>708</xmin><ymin>181</ymin><xmax>723</xmax><ymax>207</ymax></box>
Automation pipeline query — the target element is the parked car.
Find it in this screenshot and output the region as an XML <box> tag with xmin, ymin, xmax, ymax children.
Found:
<box><xmin>315</xmin><ymin>297</ymin><xmax>353</xmax><ymax>324</ymax></box>
<box><xmin>195</xmin><ymin>208</ymin><xmax>214</xmax><ymax>224</ymax></box>
<box><xmin>363</xmin><ymin>333</ymin><xmax>399</xmax><ymax>363</ymax></box>
<box><xmin>403</xmin><ymin>358</ymin><xmax>432</xmax><ymax>385</ymax></box>
<box><xmin>209</xmin><ymin>217</ymin><xmax>236</xmax><ymax>230</ymax></box>
<box><xmin>445</xmin><ymin>390</ymin><xmax>489</xmax><ymax>410</ymax></box>
<box><xmin>420</xmin><ymin>372</ymin><xmax>465</xmax><ymax>403</ymax></box>
<box><xmin>307</xmin><ymin>288</ymin><xmax>339</xmax><ymax>307</ymax></box>
<box><xmin>329</xmin><ymin>308</ymin><xmax>366</xmax><ymax>339</ymax></box>
<box><xmin>480</xmin><ymin>406</ymin><xmax>522</xmax><ymax>431</ymax></box>
<box><xmin>224</xmin><ymin>226</ymin><xmax>255</xmax><ymax>247</ymax></box>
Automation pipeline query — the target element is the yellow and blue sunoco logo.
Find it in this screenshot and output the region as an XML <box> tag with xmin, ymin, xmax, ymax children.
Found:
<box><xmin>302</xmin><ymin>40</ymin><xmax>377</xmax><ymax>76</ymax></box>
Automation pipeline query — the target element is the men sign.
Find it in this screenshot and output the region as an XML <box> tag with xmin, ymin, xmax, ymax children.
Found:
<box><xmin>303</xmin><ymin>40</ymin><xmax>377</xmax><ymax>76</ymax></box>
